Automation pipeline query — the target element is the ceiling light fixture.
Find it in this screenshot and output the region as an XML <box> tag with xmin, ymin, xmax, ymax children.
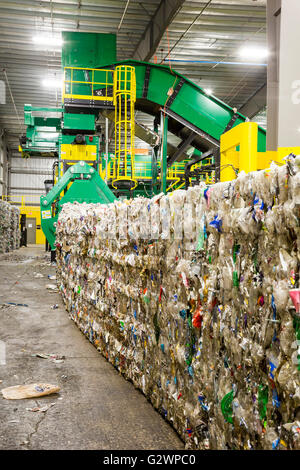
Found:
<box><xmin>239</xmin><ymin>46</ymin><xmax>268</xmax><ymax>60</ymax></box>
<box><xmin>42</xmin><ymin>78</ymin><xmax>62</xmax><ymax>89</ymax></box>
<box><xmin>204</xmin><ymin>88</ymin><xmax>213</xmax><ymax>95</ymax></box>
<box><xmin>33</xmin><ymin>36</ymin><xmax>63</xmax><ymax>47</ymax></box>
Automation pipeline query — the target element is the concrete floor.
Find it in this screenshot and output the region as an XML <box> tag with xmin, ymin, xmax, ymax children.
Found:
<box><xmin>0</xmin><ymin>246</ymin><xmax>184</xmax><ymax>450</ymax></box>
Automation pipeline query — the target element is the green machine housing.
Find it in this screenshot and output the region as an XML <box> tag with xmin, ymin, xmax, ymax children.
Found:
<box><xmin>18</xmin><ymin>31</ymin><xmax>267</xmax><ymax>251</ymax></box>
<box><xmin>39</xmin><ymin>32</ymin><xmax>117</xmax><ymax>250</ymax></box>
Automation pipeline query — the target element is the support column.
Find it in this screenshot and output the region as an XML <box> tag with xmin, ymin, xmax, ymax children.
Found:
<box><xmin>151</xmin><ymin>116</ymin><xmax>159</xmax><ymax>195</ymax></box>
<box><xmin>160</xmin><ymin>112</ymin><xmax>168</xmax><ymax>194</ymax></box>
<box><xmin>267</xmin><ymin>0</ymin><xmax>300</xmax><ymax>150</ymax></box>
<box><xmin>266</xmin><ymin>0</ymin><xmax>281</xmax><ymax>151</ymax></box>
<box><xmin>0</xmin><ymin>131</ymin><xmax>4</xmax><ymax>196</ymax></box>
<box><xmin>277</xmin><ymin>0</ymin><xmax>300</xmax><ymax>147</ymax></box>
<box><xmin>0</xmin><ymin>130</ymin><xmax>9</xmax><ymax>196</ymax></box>
<box><xmin>105</xmin><ymin>117</ymin><xmax>109</xmax><ymax>183</ymax></box>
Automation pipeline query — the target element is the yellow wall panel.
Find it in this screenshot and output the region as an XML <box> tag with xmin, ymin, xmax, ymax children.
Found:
<box><xmin>60</xmin><ymin>144</ymin><xmax>97</xmax><ymax>161</ymax></box>
<box><xmin>19</xmin><ymin>206</ymin><xmax>45</xmax><ymax>245</ymax></box>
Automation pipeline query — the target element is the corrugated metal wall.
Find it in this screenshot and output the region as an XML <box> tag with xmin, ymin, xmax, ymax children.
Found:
<box><xmin>0</xmin><ymin>0</ymin><xmax>267</xmax><ymax>199</ymax></box>
<box><xmin>9</xmin><ymin>156</ymin><xmax>54</xmax><ymax>204</ymax></box>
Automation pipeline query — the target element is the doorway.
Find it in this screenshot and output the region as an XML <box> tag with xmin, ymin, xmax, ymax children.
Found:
<box><xmin>26</xmin><ymin>217</ymin><xmax>36</xmax><ymax>244</ymax></box>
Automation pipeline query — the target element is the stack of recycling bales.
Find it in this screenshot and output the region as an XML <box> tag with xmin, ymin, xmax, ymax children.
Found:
<box><xmin>9</xmin><ymin>206</ymin><xmax>20</xmax><ymax>250</ymax></box>
<box><xmin>0</xmin><ymin>201</ymin><xmax>20</xmax><ymax>253</ymax></box>
<box><xmin>56</xmin><ymin>157</ymin><xmax>300</xmax><ymax>450</ymax></box>
<box><xmin>0</xmin><ymin>200</ymin><xmax>11</xmax><ymax>253</ymax></box>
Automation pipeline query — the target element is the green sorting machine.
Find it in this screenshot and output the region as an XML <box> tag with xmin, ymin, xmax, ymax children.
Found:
<box><xmin>19</xmin><ymin>31</ymin><xmax>267</xmax><ymax>254</ymax></box>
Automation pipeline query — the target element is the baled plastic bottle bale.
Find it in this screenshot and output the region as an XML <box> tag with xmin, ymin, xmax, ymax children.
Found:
<box><xmin>205</xmin><ymin>182</ymin><xmax>224</xmax><ymax>211</ymax></box>
<box><xmin>149</xmin><ymin>193</ymin><xmax>162</xmax><ymax>241</ymax></box>
<box><xmin>289</xmin><ymin>166</ymin><xmax>300</xmax><ymax>205</ymax></box>
<box><xmin>0</xmin><ymin>203</ymin><xmax>20</xmax><ymax>252</ymax></box>
<box><xmin>56</xmin><ymin>161</ymin><xmax>300</xmax><ymax>450</ymax></box>
<box><xmin>251</xmin><ymin>168</ymin><xmax>272</xmax><ymax>207</ymax></box>
<box><xmin>168</xmin><ymin>189</ymin><xmax>186</xmax><ymax>245</ymax></box>
<box><xmin>185</xmin><ymin>186</ymin><xmax>202</xmax><ymax>252</ymax></box>
<box><xmin>12</xmin><ymin>206</ymin><xmax>20</xmax><ymax>249</ymax></box>
<box><xmin>282</xmin><ymin>419</ymin><xmax>300</xmax><ymax>450</ymax></box>
<box><xmin>277</xmin><ymin>163</ymin><xmax>292</xmax><ymax>204</ymax></box>
<box><xmin>234</xmin><ymin>171</ymin><xmax>250</xmax><ymax>202</ymax></box>
<box><xmin>0</xmin><ymin>200</ymin><xmax>11</xmax><ymax>253</ymax></box>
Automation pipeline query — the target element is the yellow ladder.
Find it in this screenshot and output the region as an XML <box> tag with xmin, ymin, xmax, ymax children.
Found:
<box><xmin>112</xmin><ymin>65</ymin><xmax>137</xmax><ymax>190</ymax></box>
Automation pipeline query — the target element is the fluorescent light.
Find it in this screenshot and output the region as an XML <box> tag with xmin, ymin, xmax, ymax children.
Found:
<box><xmin>42</xmin><ymin>78</ymin><xmax>62</xmax><ymax>89</ymax></box>
<box><xmin>239</xmin><ymin>46</ymin><xmax>268</xmax><ymax>60</ymax></box>
<box><xmin>204</xmin><ymin>88</ymin><xmax>213</xmax><ymax>95</ymax></box>
<box><xmin>33</xmin><ymin>35</ymin><xmax>63</xmax><ymax>47</ymax></box>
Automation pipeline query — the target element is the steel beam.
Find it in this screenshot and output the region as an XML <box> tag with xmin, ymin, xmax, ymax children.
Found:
<box><xmin>161</xmin><ymin>107</ymin><xmax>220</xmax><ymax>149</ymax></box>
<box><xmin>184</xmin><ymin>149</ymin><xmax>215</xmax><ymax>189</ymax></box>
<box><xmin>152</xmin><ymin>117</ymin><xmax>159</xmax><ymax>195</ymax></box>
<box><xmin>10</xmin><ymin>169</ymin><xmax>52</xmax><ymax>175</ymax></box>
<box><xmin>167</xmin><ymin>131</ymin><xmax>196</xmax><ymax>167</ymax></box>
<box><xmin>10</xmin><ymin>186</ymin><xmax>45</xmax><ymax>191</ymax></box>
<box><xmin>132</xmin><ymin>0</ymin><xmax>185</xmax><ymax>61</ymax></box>
<box><xmin>160</xmin><ymin>112</ymin><xmax>168</xmax><ymax>194</ymax></box>
<box><xmin>238</xmin><ymin>84</ymin><xmax>267</xmax><ymax>119</ymax></box>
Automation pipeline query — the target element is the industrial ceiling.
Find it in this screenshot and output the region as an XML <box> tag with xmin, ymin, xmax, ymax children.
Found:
<box><xmin>0</xmin><ymin>0</ymin><xmax>267</xmax><ymax>157</ymax></box>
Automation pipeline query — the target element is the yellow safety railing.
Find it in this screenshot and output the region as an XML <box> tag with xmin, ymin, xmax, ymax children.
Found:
<box><xmin>112</xmin><ymin>65</ymin><xmax>137</xmax><ymax>190</ymax></box>
<box><xmin>220</xmin><ymin>122</ymin><xmax>292</xmax><ymax>182</ymax></box>
<box><xmin>62</xmin><ymin>66</ymin><xmax>115</xmax><ymax>102</ymax></box>
<box><xmin>1</xmin><ymin>195</ymin><xmax>41</xmax><ymax>206</ymax></box>
<box><xmin>101</xmin><ymin>155</ymin><xmax>213</xmax><ymax>185</ymax></box>
<box><xmin>166</xmin><ymin>178</ymin><xmax>181</xmax><ymax>192</ymax></box>
<box><xmin>134</xmin><ymin>166</ymin><xmax>152</xmax><ymax>180</ymax></box>
<box><xmin>166</xmin><ymin>169</ymin><xmax>215</xmax><ymax>193</ymax></box>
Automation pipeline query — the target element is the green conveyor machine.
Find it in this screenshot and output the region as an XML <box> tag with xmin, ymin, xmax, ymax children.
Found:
<box><xmin>19</xmin><ymin>31</ymin><xmax>267</xmax><ymax>253</ymax></box>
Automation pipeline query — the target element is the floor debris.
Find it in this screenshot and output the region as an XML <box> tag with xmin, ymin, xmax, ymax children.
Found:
<box><xmin>26</xmin><ymin>403</ymin><xmax>56</xmax><ymax>413</ymax></box>
<box><xmin>1</xmin><ymin>383</ymin><xmax>60</xmax><ymax>399</ymax></box>
<box><xmin>31</xmin><ymin>353</ymin><xmax>65</xmax><ymax>364</ymax></box>
<box><xmin>1</xmin><ymin>302</ymin><xmax>29</xmax><ymax>307</ymax></box>
<box><xmin>45</xmin><ymin>284</ymin><xmax>58</xmax><ymax>292</ymax></box>
<box><xmin>33</xmin><ymin>273</ymin><xmax>44</xmax><ymax>278</ymax></box>
<box><xmin>31</xmin><ymin>353</ymin><xmax>49</xmax><ymax>359</ymax></box>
